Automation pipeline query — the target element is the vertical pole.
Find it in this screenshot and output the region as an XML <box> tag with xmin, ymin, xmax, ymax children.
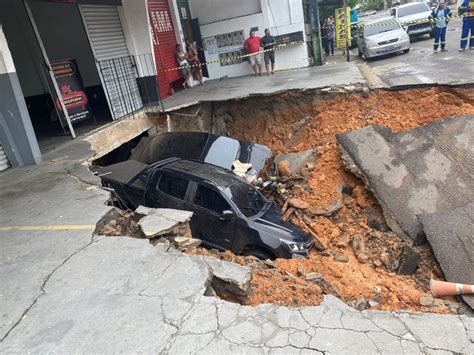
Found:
<box><xmin>343</xmin><ymin>0</ymin><xmax>350</xmax><ymax>62</ymax></box>
<box><xmin>310</xmin><ymin>0</ymin><xmax>324</xmax><ymax>66</ymax></box>
<box><xmin>24</xmin><ymin>0</ymin><xmax>76</xmax><ymax>138</ymax></box>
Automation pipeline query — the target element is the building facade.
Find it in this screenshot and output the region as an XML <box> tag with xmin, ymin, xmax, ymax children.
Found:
<box><xmin>0</xmin><ymin>0</ymin><xmax>308</xmax><ymax>169</ymax></box>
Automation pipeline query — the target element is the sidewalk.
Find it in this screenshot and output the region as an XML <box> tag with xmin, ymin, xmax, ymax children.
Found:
<box><xmin>0</xmin><ymin>139</ymin><xmax>473</xmax><ymax>353</ymax></box>
<box><xmin>162</xmin><ymin>62</ymin><xmax>366</xmax><ymax>111</ymax></box>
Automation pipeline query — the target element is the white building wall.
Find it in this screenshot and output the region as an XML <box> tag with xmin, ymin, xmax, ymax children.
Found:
<box><xmin>119</xmin><ymin>0</ymin><xmax>155</xmax><ymax>77</ymax></box>
<box><xmin>187</xmin><ymin>0</ymin><xmax>308</xmax><ymax>79</ymax></box>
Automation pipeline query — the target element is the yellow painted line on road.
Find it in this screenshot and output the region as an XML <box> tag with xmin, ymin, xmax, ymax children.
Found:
<box><xmin>0</xmin><ymin>225</ymin><xmax>96</xmax><ymax>231</ymax></box>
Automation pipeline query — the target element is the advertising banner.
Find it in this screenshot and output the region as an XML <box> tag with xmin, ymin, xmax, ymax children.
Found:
<box><xmin>335</xmin><ymin>7</ymin><xmax>351</xmax><ymax>49</ymax></box>
<box><xmin>52</xmin><ymin>59</ymin><xmax>92</xmax><ymax>123</ymax></box>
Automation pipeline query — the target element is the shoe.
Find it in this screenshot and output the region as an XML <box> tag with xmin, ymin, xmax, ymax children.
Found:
<box><xmin>441</xmin><ymin>48</ymin><xmax>448</xmax><ymax>52</ymax></box>
<box><xmin>459</xmin><ymin>48</ymin><xmax>466</xmax><ymax>52</ymax></box>
<box><xmin>470</xmin><ymin>47</ymin><xmax>474</xmax><ymax>50</ymax></box>
<box><xmin>433</xmin><ymin>48</ymin><xmax>438</xmax><ymax>53</ymax></box>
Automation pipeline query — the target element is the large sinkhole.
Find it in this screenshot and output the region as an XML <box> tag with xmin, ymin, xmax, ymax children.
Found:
<box><xmin>92</xmin><ymin>86</ymin><xmax>474</xmax><ymax>314</ymax></box>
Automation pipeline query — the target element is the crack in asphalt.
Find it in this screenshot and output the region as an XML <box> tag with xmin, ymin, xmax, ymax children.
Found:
<box><xmin>0</xmin><ymin>234</ymin><xmax>99</xmax><ymax>343</ymax></box>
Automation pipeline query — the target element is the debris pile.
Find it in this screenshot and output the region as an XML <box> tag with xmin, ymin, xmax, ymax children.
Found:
<box><xmin>219</xmin><ymin>87</ymin><xmax>474</xmax><ymax>312</ymax></box>
<box><xmin>95</xmin><ymin>206</ymin><xmax>202</xmax><ymax>253</ymax></box>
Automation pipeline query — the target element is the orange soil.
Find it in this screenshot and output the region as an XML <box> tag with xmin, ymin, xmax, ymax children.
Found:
<box><xmin>219</xmin><ymin>87</ymin><xmax>474</xmax><ymax>312</ymax></box>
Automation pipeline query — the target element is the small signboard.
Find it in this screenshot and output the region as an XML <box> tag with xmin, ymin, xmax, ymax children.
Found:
<box><xmin>206</xmin><ymin>36</ymin><xmax>218</xmax><ymax>54</ymax></box>
<box><xmin>335</xmin><ymin>7</ymin><xmax>351</xmax><ymax>49</ymax></box>
<box><xmin>52</xmin><ymin>59</ymin><xmax>92</xmax><ymax>123</ymax></box>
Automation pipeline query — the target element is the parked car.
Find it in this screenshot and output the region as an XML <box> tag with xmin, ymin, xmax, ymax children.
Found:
<box><xmin>390</xmin><ymin>2</ymin><xmax>434</xmax><ymax>38</ymax></box>
<box><xmin>358</xmin><ymin>17</ymin><xmax>410</xmax><ymax>59</ymax></box>
<box><xmin>98</xmin><ymin>158</ymin><xmax>313</xmax><ymax>259</ymax></box>
<box><xmin>128</xmin><ymin>132</ymin><xmax>274</xmax><ymax>181</ymax></box>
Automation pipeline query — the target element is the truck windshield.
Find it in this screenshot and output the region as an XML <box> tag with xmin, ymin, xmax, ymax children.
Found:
<box><xmin>225</xmin><ymin>181</ymin><xmax>269</xmax><ymax>217</ymax></box>
<box><xmin>398</xmin><ymin>3</ymin><xmax>428</xmax><ymax>17</ymax></box>
<box><xmin>365</xmin><ymin>20</ymin><xmax>401</xmax><ymax>36</ymax></box>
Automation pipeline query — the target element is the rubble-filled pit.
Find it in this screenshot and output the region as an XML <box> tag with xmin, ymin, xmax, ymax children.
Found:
<box><xmin>95</xmin><ymin>86</ymin><xmax>474</xmax><ymax>314</ymax></box>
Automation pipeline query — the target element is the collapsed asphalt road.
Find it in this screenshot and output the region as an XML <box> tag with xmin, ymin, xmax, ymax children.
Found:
<box><xmin>93</xmin><ymin>86</ymin><xmax>474</xmax><ymax>314</ymax></box>
<box><xmin>2</xmin><ymin>86</ymin><xmax>474</xmax><ymax>353</ymax></box>
<box><xmin>337</xmin><ymin>115</ymin><xmax>474</xmax><ymax>244</ymax></box>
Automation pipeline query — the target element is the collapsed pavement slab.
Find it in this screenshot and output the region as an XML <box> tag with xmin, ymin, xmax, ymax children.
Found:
<box><xmin>337</xmin><ymin>115</ymin><xmax>474</xmax><ymax>244</ymax></box>
<box><xmin>137</xmin><ymin>207</ymin><xmax>193</xmax><ymax>238</ymax></box>
<box><xmin>419</xmin><ymin>203</ymin><xmax>474</xmax><ymax>309</ymax></box>
<box><xmin>2</xmin><ymin>236</ymin><xmax>473</xmax><ymax>354</ymax></box>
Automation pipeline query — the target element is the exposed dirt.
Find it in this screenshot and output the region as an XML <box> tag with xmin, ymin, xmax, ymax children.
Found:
<box><xmin>209</xmin><ymin>87</ymin><xmax>474</xmax><ymax>313</ymax></box>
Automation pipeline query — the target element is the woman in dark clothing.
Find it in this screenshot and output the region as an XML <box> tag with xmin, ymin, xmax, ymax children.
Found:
<box><xmin>186</xmin><ymin>41</ymin><xmax>204</xmax><ymax>86</ymax></box>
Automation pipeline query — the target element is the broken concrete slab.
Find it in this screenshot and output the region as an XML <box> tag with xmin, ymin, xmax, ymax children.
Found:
<box><xmin>137</xmin><ymin>207</ymin><xmax>193</xmax><ymax>238</ymax></box>
<box><xmin>337</xmin><ymin>115</ymin><xmax>474</xmax><ymax>244</ymax></box>
<box><xmin>275</xmin><ymin>149</ymin><xmax>315</xmax><ymax>176</ymax></box>
<box><xmin>202</xmin><ymin>256</ymin><xmax>252</xmax><ymax>298</ymax></box>
<box><xmin>419</xmin><ymin>203</ymin><xmax>474</xmax><ymax>309</ymax></box>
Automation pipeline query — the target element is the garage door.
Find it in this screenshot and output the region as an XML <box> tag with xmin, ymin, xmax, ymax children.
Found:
<box><xmin>148</xmin><ymin>0</ymin><xmax>180</xmax><ymax>99</ymax></box>
<box><xmin>79</xmin><ymin>4</ymin><xmax>142</xmax><ymax>119</ymax></box>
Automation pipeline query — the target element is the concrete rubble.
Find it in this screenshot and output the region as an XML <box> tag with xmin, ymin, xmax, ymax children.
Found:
<box><xmin>336</xmin><ymin>115</ymin><xmax>474</xmax><ymax>245</ymax></box>
<box><xmin>136</xmin><ymin>206</ymin><xmax>193</xmax><ymax>239</ymax></box>
<box><xmin>419</xmin><ymin>203</ymin><xmax>474</xmax><ymax>310</ymax></box>
<box><xmin>275</xmin><ymin>149</ymin><xmax>315</xmax><ymax>177</ymax></box>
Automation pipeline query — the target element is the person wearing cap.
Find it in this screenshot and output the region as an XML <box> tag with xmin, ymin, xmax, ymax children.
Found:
<box><xmin>244</xmin><ymin>30</ymin><xmax>262</xmax><ymax>76</ymax></box>
<box><xmin>431</xmin><ymin>0</ymin><xmax>452</xmax><ymax>52</ymax></box>
<box><xmin>458</xmin><ymin>0</ymin><xmax>474</xmax><ymax>51</ymax></box>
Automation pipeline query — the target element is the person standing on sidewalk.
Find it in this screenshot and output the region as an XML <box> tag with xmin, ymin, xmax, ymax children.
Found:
<box><xmin>260</xmin><ymin>28</ymin><xmax>276</xmax><ymax>75</ymax></box>
<box><xmin>458</xmin><ymin>0</ymin><xmax>474</xmax><ymax>51</ymax></box>
<box><xmin>244</xmin><ymin>30</ymin><xmax>262</xmax><ymax>76</ymax></box>
<box><xmin>326</xmin><ymin>18</ymin><xmax>336</xmax><ymax>56</ymax></box>
<box><xmin>432</xmin><ymin>0</ymin><xmax>452</xmax><ymax>52</ymax></box>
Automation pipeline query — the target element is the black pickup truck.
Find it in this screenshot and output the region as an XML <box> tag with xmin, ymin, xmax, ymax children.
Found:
<box><xmin>97</xmin><ymin>158</ymin><xmax>313</xmax><ymax>260</ymax></box>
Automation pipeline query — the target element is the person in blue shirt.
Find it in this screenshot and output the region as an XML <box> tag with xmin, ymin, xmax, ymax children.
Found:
<box><xmin>458</xmin><ymin>0</ymin><xmax>474</xmax><ymax>51</ymax></box>
<box><xmin>431</xmin><ymin>0</ymin><xmax>452</xmax><ymax>52</ymax></box>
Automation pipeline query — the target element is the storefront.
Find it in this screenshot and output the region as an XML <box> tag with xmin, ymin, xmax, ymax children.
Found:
<box><xmin>171</xmin><ymin>0</ymin><xmax>309</xmax><ymax>80</ymax></box>
<box><xmin>0</xmin><ymin>0</ymin><xmax>159</xmax><ymax>167</ymax></box>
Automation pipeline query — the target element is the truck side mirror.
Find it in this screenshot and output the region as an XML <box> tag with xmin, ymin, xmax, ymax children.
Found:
<box><xmin>220</xmin><ymin>210</ymin><xmax>234</xmax><ymax>221</ymax></box>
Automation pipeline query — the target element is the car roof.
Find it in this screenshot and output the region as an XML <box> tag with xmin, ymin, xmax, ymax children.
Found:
<box><xmin>159</xmin><ymin>159</ymin><xmax>243</xmax><ymax>188</ymax></box>
<box><xmin>398</xmin><ymin>2</ymin><xmax>428</xmax><ymax>8</ymax></box>
<box><xmin>366</xmin><ymin>16</ymin><xmax>400</xmax><ymax>25</ymax></box>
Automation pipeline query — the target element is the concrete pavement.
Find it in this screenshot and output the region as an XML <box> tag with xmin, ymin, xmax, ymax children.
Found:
<box><xmin>1</xmin><ymin>145</ymin><xmax>473</xmax><ymax>353</ymax></box>
<box><xmin>356</xmin><ymin>17</ymin><xmax>474</xmax><ymax>88</ymax></box>
<box><xmin>162</xmin><ymin>62</ymin><xmax>366</xmax><ymax>111</ymax></box>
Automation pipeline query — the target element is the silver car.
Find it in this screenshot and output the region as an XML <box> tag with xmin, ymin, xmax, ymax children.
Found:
<box><xmin>358</xmin><ymin>17</ymin><xmax>411</xmax><ymax>59</ymax></box>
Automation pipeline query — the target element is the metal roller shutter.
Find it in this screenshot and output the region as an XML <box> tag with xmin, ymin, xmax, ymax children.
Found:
<box><xmin>0</xmin><ymin>144</ymin><xmax>10</xmax><ymax>172</ymax></box>
<box><xmin>148</xmin><ymin>0</ymin><xmax>180</xmax><ymax>99</ymax></box>
<box><xmin>80</xmin><ymin>4</ymin><xmax>142</xmax><ymax>119</ymax></box>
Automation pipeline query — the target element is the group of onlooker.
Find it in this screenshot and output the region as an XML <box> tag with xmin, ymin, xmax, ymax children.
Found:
<box><xmin>176</xmin><ymin>28</ymin><xmax>277</xmax><ymax>85</ymax></box>
<box><xmin>321</xmin><ymin>17</ymin><xmax>336</xmax><ymax>57</ymax></box>
<box><xmin>243</xmin><ymin>28</ymin><xmax>277</xmax><ymax>77</ymax></box>
<box><xmin>175</xmin><ymin>41</ymin><xmax>204</xmax><ymax>88</ymax></box>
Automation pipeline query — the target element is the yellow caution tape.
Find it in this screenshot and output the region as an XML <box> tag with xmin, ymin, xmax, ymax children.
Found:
<box><xmin>158</xmin><ymin>13</ymin><xmax>469</xmax><ymax>74</ymax></box>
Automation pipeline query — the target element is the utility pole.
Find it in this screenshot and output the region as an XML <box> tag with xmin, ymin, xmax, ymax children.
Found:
<box><xmin>310</xmin><ymin>0</ymin><xmax>324</xmax><ymax>66</ymax></box>
<box><xmin>343</xmin><ymin>0</ymin><xmax>350</xmax><ymax>62</ymax></box>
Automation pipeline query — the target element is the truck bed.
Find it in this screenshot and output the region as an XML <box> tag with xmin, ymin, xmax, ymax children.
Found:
<box><xmin>96</xmin><ymin>160</ymin><xmax>148</xmax><ymax>185</ymax></box>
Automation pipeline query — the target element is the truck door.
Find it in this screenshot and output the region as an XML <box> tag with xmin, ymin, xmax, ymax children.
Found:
<box><xmin>186</xmin><ymin>183</ymin><xmax>235</xmax><ymax>250</ymax></box>
<box><xmin>146</xmin><ymin>172</ymin><xmax>189</xmax><ymax>210</ymax></box>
